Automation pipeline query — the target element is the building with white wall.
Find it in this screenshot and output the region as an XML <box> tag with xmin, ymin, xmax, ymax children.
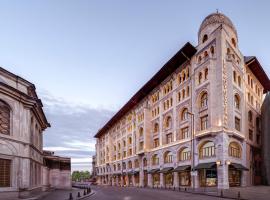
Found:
<box><xmin>0</xmin><ymin>67</ymin><xmax>71</xmax><ymax>199</ymax></box>
<box><xmin>94</xmin><ymin>12</ymin><xmax>270</xmax><ymax>189</ymax></box>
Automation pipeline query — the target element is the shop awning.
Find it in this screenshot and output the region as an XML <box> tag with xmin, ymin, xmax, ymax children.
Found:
<box><xmin>160</xmin><ymin>167</ymin><xmax>174</xmax><ymax>173</ymax></box>
<box><xmin>230</xmin><ymin>163</ymin><xmax>249</xmax><ymax>171</ymax></box>
<box><xmin>147</xmin><ymin>169</ymin><xmax>160</xmax><ymax>174</ymax></box>
<box><xmin>194</xmin><ymin>162</ymin><xmax>216</xmax><ymax>170</ymax></box>
<box><xmin>173</xmin><ymin>165</ymin><xmax>191</xmax><ymax>172</ymax></box>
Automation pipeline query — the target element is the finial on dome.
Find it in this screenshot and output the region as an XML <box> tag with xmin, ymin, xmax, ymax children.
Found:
<box><xmin>216</xmin><ymin>9</ymin><xmax>219</xmax><ymax>14</ymax></box>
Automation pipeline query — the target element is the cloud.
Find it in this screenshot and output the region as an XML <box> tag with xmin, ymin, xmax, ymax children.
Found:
<box><xmin>39</xmin><ymin>90</ymin><xmax>114</xmax><ymax>172</ymax></box>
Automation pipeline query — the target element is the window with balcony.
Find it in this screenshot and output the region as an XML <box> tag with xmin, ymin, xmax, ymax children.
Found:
<box><xmin>165</xmin><ymin>116</ymin><xmax>172</xmax><ymax>129</ymax></box>
<box><xmin>248</xmin><ymin>111</ymin><xmax>253</xmax><ymax>123</ymax></box>
<box><xmin>153</xmin><ymin>123</ymin><xmax>159</xmax><ymax>133</ymax></box>
<box><xmin>135</xmin><ymin>159</ymin><xmax>139</xmax><ymax>168</ymax></box>
<box><xmin>249</xmin><ymin>129</ymin><xmax>253</xmax><ymax>141</ymax></box>
<box><xmin>128</xmin><ymin>161</ymin><xmax>132</xmax><ymax>169</ymax></box>
<box><xmin>139</xmin><ymin>141</ymin><xmax>144</xmax><ymax>151</ymax></box>
<box><xmin>143</xmin><ymin>158</ymin><xmax>147</xmax><ymax>167</ymax></box>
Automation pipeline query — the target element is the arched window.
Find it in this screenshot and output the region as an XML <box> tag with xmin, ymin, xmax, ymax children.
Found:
<box><xmin>234</xmin><ymin>95</ymin><xmax>240</xmax><ymax>109</ymax></box>
<box><xmin>200</xmin><ymin>92</ymin><xmax>208</xmax><ymax>108</ymax></box>
<box><xmin>139</xmin><ymin>127</ymin><xmax>144</xmax><ymax>137</ymax></box>
<box><xmin>164</xmin><ymin>151</ymin><xmax>173</xmax><ymax>164</ymax></box>
<box><xmin>198</xmin><ymin>72</ymin><xmax>202</xmax><ymax>84</ymax></box>
<box><xmin>227</xmin><ymin>48</ymin><xmax>231</xmax><ymax>55</ymax></box>
<box><xmin>205</xmin><ymin>68</ymin><xmax>208</xmax><ymax>80</ymax></box>
<box><xmin>165</xmin><ymin>116</ymin><xmax>172</xmax><ymax>128</ymax></box>
<box><xmin>128</xmin><ymin>161</ymin><xmax>132</xmax><ymax>169</ymax></box>
<box><xmin>181</xmin><ymin>108</ymin><xmax>188</xmax><ymax>121</ymax></box>
<box><xmin>204</xmin><ymin>51</ymin><xmax>209</xmax><ymax>58</ymax></box>
<box><xmin>199</xmin><ymin>141</ymin><xmax>215</xmax><ymax>158</ymax></box>
<box><xmin>117</xmin><ymin>163</ymin><xmax>121</xmax><ymax>171</ymax></box>
<box><xmin>232</xmin><ymin>38</ymin><xmax>236</xmax><ymax>47</ymax></box>
<box><xmin>198</xmin><ymin>56</ymin><xmax>202</xmax><ymax>63</ymax></box>
<box><xmin>152</xmin><ymin>154</ymin><xmax>159</xmax><ymax>165</ymax></box>
<box><xmin>0</xmin><ymin>100</ymin><xmax>11</xmax><ymax>135</ymax></box>
<box><xmin>178</xmin><ymin>148</ymin><xmax>191</xmax><ymax>161</ymax></box>
<box><xmin>202</xmin><ymin>34</ymin><xmax>208</xmax><ymax>43</ymax></box>
<box><xmin>229</xmin><ymin>142</ymin><xmax>241</xmax><ymax>158</ymax></box>
<box><xmin>153</xmin><ymin>123</ymin><xmax>159</xmax><ymax>133</ymax></box>
<box><xmin>210</xmin><ymin>46</ymin><xmax>215</xmax><ymax>55</ymax></box>
<box><xmin>123</xmin><ymin>162</ymin><xmax>126</xmax><ymax>170</ymax></box>
<box><xmin>248</xmin><ymin>111</ymin><xmax>253</xmax><ymax>123</ymax></box>
<box><xmin>113</xmin><ymin>164</ymin><xmax>116</xmax><ymax>171</ymax></box>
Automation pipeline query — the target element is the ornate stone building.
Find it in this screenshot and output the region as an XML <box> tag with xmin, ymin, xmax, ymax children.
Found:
<box><xmin>0</xmin><ymin>67</ymin><xmax>71</xmax><ymax>199</ymax></box>
<box><xmin>94</xmin><ymin>13</ymin><xmax>270</xmax><ymax>189</ymax></box>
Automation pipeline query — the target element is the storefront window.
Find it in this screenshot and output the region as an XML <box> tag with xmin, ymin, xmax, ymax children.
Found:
<box><xmin>153</xmin><ymin>173</ymin><xmax>160</xmax><ymax>186</ymax></box>
<box><xmin>164</xmin><ymin>173</ymin><xmax>173</xmax><ymax>187</ymax></box>
<box><xmin>179</xmin><ymin>171</ymin><xmax>191</xmax><ymax>186</ymax></box>
<box><xmin>229</xmin><ymin>167</ymin><xmax>241</xmax><ymax>187</ymax></box>
<box><xmin>199</xmin><ymin>168</ymin><xmax>217</xmax><ymax>187</ymax></box>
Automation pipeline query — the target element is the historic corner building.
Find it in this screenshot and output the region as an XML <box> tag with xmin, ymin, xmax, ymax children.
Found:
<box><xmin>0</xmin><ymin>67</ymin><xmax>71</xmax><ymax>199</ymax></box>
<box><xmin>94</xmin><ymin>12</ymin><xmax>270</xmax><ymax>189</ymax></box>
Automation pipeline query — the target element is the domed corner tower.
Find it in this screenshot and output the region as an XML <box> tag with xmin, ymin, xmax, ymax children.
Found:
<box><xmin>198</xmin><ymin>12</ymin><xmax>238</xmax><ymax>48</ymax></box>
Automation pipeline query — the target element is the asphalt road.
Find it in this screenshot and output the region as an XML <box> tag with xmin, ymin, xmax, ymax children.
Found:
<box><xmin>87</xmin><ymin>186</ymin><xmax>229</xmax><ymax>200</ymax></box>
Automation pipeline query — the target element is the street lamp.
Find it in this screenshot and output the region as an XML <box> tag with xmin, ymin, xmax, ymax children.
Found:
<box><xmin>187</xmin><ymin>111</ymin><xmax>195</xmax><ymax>190</ymax></box>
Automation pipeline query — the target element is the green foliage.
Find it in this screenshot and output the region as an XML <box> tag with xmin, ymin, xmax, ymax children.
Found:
<box><xmin>72</xmin><ymin>171</ymin><xmax>91</xmax><ymax>182</ymax></box>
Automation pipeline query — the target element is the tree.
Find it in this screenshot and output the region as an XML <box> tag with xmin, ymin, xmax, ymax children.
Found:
<box><xmin>72</xmin><ymin>171</ymin><xmax>91</xmax><ymax>182</ymax></box>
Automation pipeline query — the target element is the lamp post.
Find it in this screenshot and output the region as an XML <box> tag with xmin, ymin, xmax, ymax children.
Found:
<box><xmin>187</xmin><ymin>111</ymin><xmax>195</xmax><ymax>190</ymax></box>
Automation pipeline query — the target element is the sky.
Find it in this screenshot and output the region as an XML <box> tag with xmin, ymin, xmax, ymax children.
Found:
<box><xmin>0</xmin><ymin>0</ymin><xmax>270</xmax><ymax>172</ymax></box>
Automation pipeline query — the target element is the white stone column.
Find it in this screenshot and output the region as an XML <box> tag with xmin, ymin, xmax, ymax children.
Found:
<box><xmin>241</xmin><ymin>171</ymin><xmax>247</xmax><ymax>187</ymax></box>
<box><xmin>147</xmin><ymin>174</ymin><xmax>153</xmax><ymax>187</ymax></box>
<box><xmin>160</xmin><ymin>173</ymin><xmax>164</xmax><ymax>188</ymax></box>
<box><xmin>132</xmin><ymin>175</ymin><xmax>135</xmax><ymax>187</ymax></box>
<box><xmin>120</xmin><ymin>176</ymin><xmax>123</xmax><ymax>186</ymax></box>
<box><xmin>139</xmin><ymin>170</ymin><xmax>144</xmax><ymax>187</ymax></box>
<box><xmin>173</xmin><ymin>172</ymin><xmax>179</xmax><ymax>188</ymax></box>
<box><xmin>217</xmin><ymin>164</ymin><xmax>229</xmax><ymax>189</ymax></box>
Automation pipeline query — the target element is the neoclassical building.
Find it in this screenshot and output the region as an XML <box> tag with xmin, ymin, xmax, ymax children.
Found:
<box><xmin>94</xmin><ymin>12</ymin><xmax>270</xmax><ymax>189</ymax></box>
<box><xmin>0</xmin><ymin>67</ymin><xmax>71</xmax><ymax>199</ymax></box>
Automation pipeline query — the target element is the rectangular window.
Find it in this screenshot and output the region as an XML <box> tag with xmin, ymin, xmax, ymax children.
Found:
<box><xmin>235</xmin><ymin>117</ymin><xmax>240</xmax><ymax>131</ymax></box>
<box><xmin>139</xmin><ymin>141</ymin><xmax>144</xmax><ymax>151</ymax></box>
<box><xmin>0</xmin><ymin>159</ymin><xmax>11</xmax><ymax>187</ymax></box>
<box><xmin>153</xmin><ymin>138</ymin><xmax>159</xmax><ymax>148</ymax></box>
<box><xmin>166</xmin><ymin>133</ymin><xmax>173</xmax><ymax>144</ymax></box>
<box><xmin>180</xmin><ymin>127</ymin><xmax>189</xmax><ymax>140</ymax></box>
<box><xmin>201</xmin><ymin>115</ymin><xmax>208</xmax><ymax>130</ymax></box>
<box><xmin>249</xmin><ymin>129</ymin><xmax>253</xmax><ymax>141</ymax></box>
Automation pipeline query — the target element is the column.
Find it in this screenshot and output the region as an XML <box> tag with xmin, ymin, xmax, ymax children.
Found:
<box><xmin>120</xmin><ymin>175</ymin><xmax>123</xmax><ymax>186</ymax></box>
<box><xmin>132</xmin><ymin>175</ymin><xmax>136</xmax><ymax>187</ymax></box>
<box><xmin>193</xmin><ymin>171</ymin><xmax>199</xmax><ymax>188</ymax></box>
<box><xmin>139</xmin><ymin>170</ymin><xmax>144</xmax><ymax>187</ymax></box>
<box><xmin>241</xmin><ymin>171</ymin><xmax>247</xmax><ymax>187</ymax></box>
<box><xmin>147</xmin><ymin>174</ymin><xmax>153</xmax><ymax>187</ymax></box>
<box><xmin>173</xmin><ymin>172</ymin><xmax>179</xmax><ymax>188</ymax></box>
<box><xmin>160</xmin><ymin>173</ymin><xmax>164</xmax><ymax>188</ymax></box>
<box><xmin>217</xmin><ymin>164</ymin><xmax>229</xmax><ymax>189</ymax></box>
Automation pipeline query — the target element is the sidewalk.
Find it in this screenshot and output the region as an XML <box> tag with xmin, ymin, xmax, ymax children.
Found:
<box><xmin>40</xmin><ymin>188</ymin><xmax>86</xmax><ymax>200</ymax></box>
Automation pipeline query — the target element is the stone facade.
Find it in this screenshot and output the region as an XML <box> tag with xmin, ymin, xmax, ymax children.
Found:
<box><xmin>0</xmin><ymin>67</ymin><xmax>71</xmax><ymax>199</ymax></box>
<box><xmin>94</xmin><ymin>13</ymin><xmax>270</xmax><ymax>189</ymax></box>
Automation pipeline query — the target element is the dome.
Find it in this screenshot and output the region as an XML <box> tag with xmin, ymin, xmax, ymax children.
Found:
<box><xmin>199</xmin><ymin>12</ymin><xmax>237</xmax><ymax>39</ymax></box>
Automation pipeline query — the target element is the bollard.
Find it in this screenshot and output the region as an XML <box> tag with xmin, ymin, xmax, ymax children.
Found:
<box><xmin>185</xmin><ymin>187</ymin><xmax>187</xmax><ymax>192</ymax></box>
<box><xmin>220</xmin><ymin>189</ymin><xmax>223</xmax><ymax>197</ymax></box>
<box><xmin>238</xmin><ymin>191</ymin><xmax>241</xmax><ymax>200</ymax></box>
<box><xmin>77</xmin><ymin>192</ymin><xmax>81</xmax><ymax>198</ymax></box>
<box><xmin>69</xmin><ymin>193</ymin><xmax>73</xmax><ymax>200</ymax></box>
